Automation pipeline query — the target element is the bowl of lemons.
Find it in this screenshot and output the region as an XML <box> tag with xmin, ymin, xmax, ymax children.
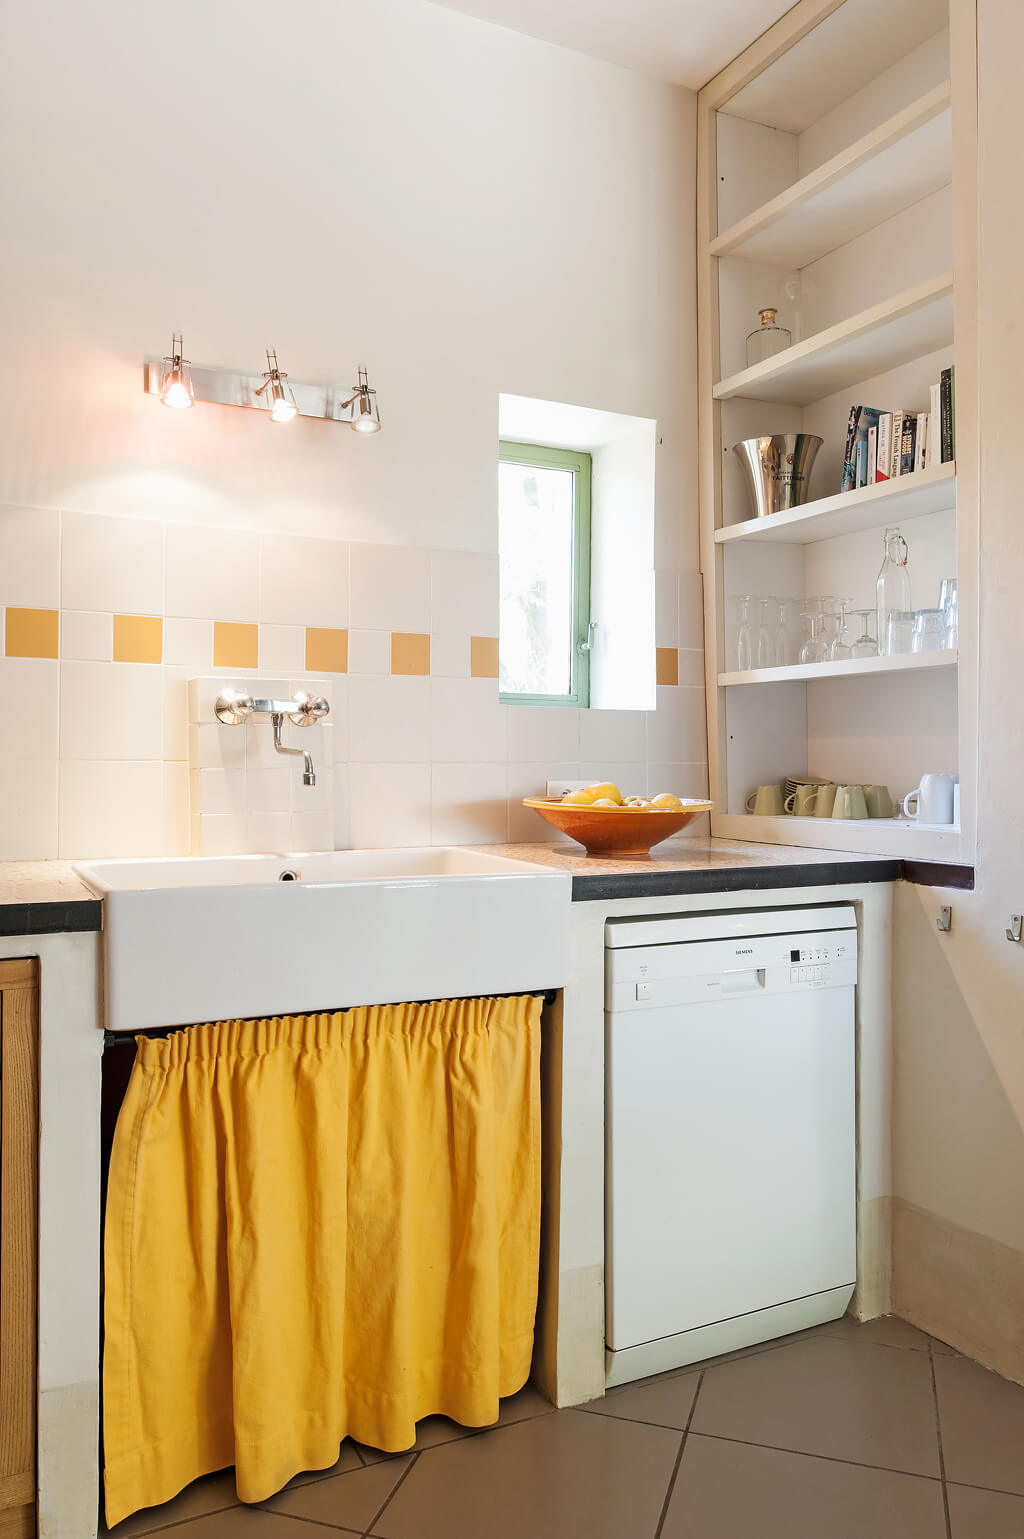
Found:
<box><xmin>522</xmin><ymin>783</ymin><xmax>713</xmax><ymax>856</ymax></box>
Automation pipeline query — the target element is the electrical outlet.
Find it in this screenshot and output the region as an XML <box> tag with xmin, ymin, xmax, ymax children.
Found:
<box><xmin>546</xmin><ymin>779</ymin><xmax>587</xmax><ymax>800</ymax></box>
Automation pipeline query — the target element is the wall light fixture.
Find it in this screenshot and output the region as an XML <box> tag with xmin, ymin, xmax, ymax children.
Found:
<box><xmin>159</xmin><ymin>334</ymin><xmax>195</xmax><ymax>409</ymax></box>
<box><xmin>256</xmin><ymin>350</ymin><xmax>298</xmax><ymax>424</ymax></box>
<box><xmin>143</xmin><ymin>344</ymin><xmax>382</xmax><ymax>431</ymax></box>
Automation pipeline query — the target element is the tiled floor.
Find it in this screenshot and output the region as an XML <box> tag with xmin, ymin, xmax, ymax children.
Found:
<box><xmin>105</xmin><ymin>1317</ymin><xmax>1024</xmax><ymax>1538</ymax></box>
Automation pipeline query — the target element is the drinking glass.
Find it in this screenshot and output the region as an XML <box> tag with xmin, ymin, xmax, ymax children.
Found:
<box><xmin>911</xmin><ymin>608</ymin><xmax>946</xmax><ymax>653</ymax></box>
<box><xmin>799</xmin><ymin>611</ymin><xmax>827</xmax><ymax>664</ymax></box>
<box><xmin>886</xmin><ymin>610</ymin><xmax>915</xmax><ymax>655</ymax></box>
<box><xmin>756</xmin><ymin>597</ymin><xmax>775</xmax><ymax>668</ymax></box>
<box><xmin>849</xmin><ymin>609</ymin><xmax>878</xmax><ymax>658</ymax></box>
<box><xmin>773</xmin><ymin>599</ymin><xmax>793</xmax><ymax>666</ymax></box>
<box><xmin>736</xmin><ymin>595</ymin><xmax>754</xmax><ymax>671</ymax></box>
<box><xmin>828</xmin><ymin>599</ymin><xmax>854</xmax><ymax>660</ymax></box>
<box><xmin>938</xmin><ymin>577</ymin><xmax>958</xmax><ymax>649</ymax></box>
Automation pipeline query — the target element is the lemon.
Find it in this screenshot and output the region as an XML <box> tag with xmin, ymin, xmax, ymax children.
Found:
<box><xmin>651</xmin><ymin>792</ymin><xmax>684</xmax><ymax>811</ymax></box>
<box><xmin>592</xmin><ymin>797</ymin><xmax>621</xmax><ymax>808</ymax></box>
<box><xmin>586</xmin><ymin>782</ymin><xmax>622</xmax><ymax>804</ymax></box>
<box><xmin>562</xmin><ymin>788</ymin><xmax>598</xmax><ymax>806</ymax></box>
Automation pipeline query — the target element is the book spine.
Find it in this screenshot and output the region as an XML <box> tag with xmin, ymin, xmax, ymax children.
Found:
<box><xmin>928</xmin><ymin>384</ymin><xmax>941</xmax><ymax>468</ymax></box>
<box><xmin>891</xmin><ymin>411</ymin><xmax>905</xmax><ymax>477</ymax></box>
<box><xmin>841</xmin><ymin>406</ymin><xmax>862</xmax><ymax>492</ymax></box>
<box><xmin>900</xmin><ymin>413</ymin><xmax>917</xmax><ymax>475</ymax></box>
<box><xmin>950</xmin><ymin>364</ymin><xmax>956</xmax><ymax>459</ymax></box>
<box><xmin>940</xmin><ymin>369</ymin><xmax>953</xmax><ymax>461</ymax></box>
<box><xmin>855</xmin><ymin>436</ymin><xmax>868</xmax><ymax>488</ymax></box>
<box><xmin>914</xmin><ymin>413</ymin><xmax>927</xmax><ymax>473</ymax></box>
<box><xmin>876</xmin><ymin>414</ymin><xmax>891</xmax><ymax>482</ymax></box>
<box><xmin>867</xmin><ymin>425</ymin><xmax>878</xmax><ymax>485</ymax></box>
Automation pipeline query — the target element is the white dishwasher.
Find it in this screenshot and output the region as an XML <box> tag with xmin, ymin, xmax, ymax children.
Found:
<box><xmin>605</xmin><ymin>905</ymin><xmax>857</xmax><ymax>1387</ymax></box>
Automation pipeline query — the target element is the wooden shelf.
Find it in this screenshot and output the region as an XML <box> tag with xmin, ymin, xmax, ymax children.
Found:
<box><xmin>713</xmin><ymin>272</ymin><xmax>954</xmax><ymax>406</ymax></box>
<box><xmin>710</xmin><ymin>83</ymin><xmax>952</xmax><ymax>268</ymax></box>
<box><xmin>713</xmin><ymin>811</ymin><xmax>964</xmax><ymax>863</ymax></box>
<box><xmin>718</xmin><ymin>648</ymin><xmax>956</xmax><ymax>687</ymax></box>
<box><xmin>717</xmin><ymin>461</ymin><xmax>956</xmax><ymax>545</ymax></box>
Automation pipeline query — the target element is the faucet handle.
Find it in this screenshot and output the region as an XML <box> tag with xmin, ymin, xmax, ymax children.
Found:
<box><xmin>288</xmin><ymin>692</ymin><xmax>330</xmax><ymax>727</ymax></box>
<box><xmin>215</xmin><ymin>690</ymin><xmax>255</xmax><ymax>725</ymax></box>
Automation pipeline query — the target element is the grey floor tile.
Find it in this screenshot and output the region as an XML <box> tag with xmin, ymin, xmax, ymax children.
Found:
<box><xmin>358</xmin><ymin>1382</ymin><xmax>554</xmax><ymax>1462</ymax></box>
<box><xmin>948</xmin><ymin>1482</ymin><xmax>1024</xmax><ymax>1537</ymax></box>
<box><xmin>263</xmin><ymin>1457</ymin><xmax>412</xmax><ymax>1531</ymax></box>
<box><xmin>153</xmin><ymin>1510</ymin><xmax>351</xmax><ymax>1536</ymax></box>
<box><xmin>935</xmin><ymin>1354</ymin><xmax>1024</xmax><ymax>1496</ymax></box>
<box><xmin>661</xmin><ymin>1433</ymin><xmax>947</xmax><ymax>1539</ymax></box>
<box><xmin>100</xmin><ymin>1469</ymin><xmax>238</xmax><ymax>1536</ymax></box>
<box><xmin>585</xmin><ymin>1368</ymin><xmax>700</xmax><ymax>1429</ymax></box>
<box><xmin>692</xmin><ymin>1336</ymin><xmax>941</xmax><ymax>1476</ymax></box>
<box><xmin>816</xmin><ymin>1314</ymin><xmax>934</xmax><ymax>1351</ymax></box>
<box><xmin>370</xmin><ymin>1407</ymin><xmax>680</xmax><ymax>1539</ymax></box>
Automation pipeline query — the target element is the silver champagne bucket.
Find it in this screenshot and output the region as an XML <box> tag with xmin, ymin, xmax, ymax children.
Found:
<box><xmin>734</xmin><ymin>433</ymin><xmax>823</xmax><ymax>518</ymax></box>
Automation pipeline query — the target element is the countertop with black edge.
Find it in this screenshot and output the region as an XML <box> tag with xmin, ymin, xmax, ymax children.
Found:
<box><xmin>0</xmin><ymin>862</ymin><xmax>103</xmax><ymax>936</ymax></box>
<box><xmin>480</xmin><ymin>838</ymin><xmax>975</xmax><ymax>901</ymax></box>
<box><xmin>0</xmin><ymin>843</ymin><xmax>975</xmax><ymax>936</ymax></box>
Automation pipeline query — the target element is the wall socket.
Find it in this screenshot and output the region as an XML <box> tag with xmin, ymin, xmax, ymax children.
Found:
<box><xmin>546</xmin><ymin>779</ymin><xmax>587</xmax><ymax>799</ymax></box>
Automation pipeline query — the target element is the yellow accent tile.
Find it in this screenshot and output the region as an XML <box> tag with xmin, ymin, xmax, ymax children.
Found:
<box><xmin>214</xmin><ymin>621</ymin><xmax>258</xmax><ymax>670</ymax></box>
<box><xmin>5</xmin><ymin>607</ymin><xmax>58</xmax><ymax>659</ymax></box>
<box><xmin>470</xmin><ymin>636</ymin><xmax>499</xmax><ymax>679</ymax></box>
<box><xmin>390</xmin><ymin>632</ymin><xmax>430</xmax><ymax>676</ymax></box>
<box><xmin>656</xmin><ymin>646</ymin><xmax>679</xmax><ymax>686</ymax></box>
<box><xmin>113</xmin><ymin>614</ymin><xmax>163</xmax><ymax>664</ymax></box>
<box><xmin>305</xmin><ymin>627</ymin><xmax>348</xmax><ymax>674</ymax></box>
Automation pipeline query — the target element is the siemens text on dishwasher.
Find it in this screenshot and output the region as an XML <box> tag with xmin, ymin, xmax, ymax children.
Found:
<box><xmin>604</xmin><ymin>906</ymin><xmax>857</xmax><ymax>1386</ymax></box>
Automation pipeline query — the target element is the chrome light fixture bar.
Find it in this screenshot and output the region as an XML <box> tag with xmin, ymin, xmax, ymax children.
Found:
<box><xmin>143</xmin><ymin>347</ymin><xmax>382</xmax><ymax>429</ymax></box>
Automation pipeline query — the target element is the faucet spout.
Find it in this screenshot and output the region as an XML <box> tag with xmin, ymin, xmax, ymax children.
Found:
<box><xmin>272</xmin><ymin>714</ymin><xmax>316</xmax><ymax>787</ymax></box>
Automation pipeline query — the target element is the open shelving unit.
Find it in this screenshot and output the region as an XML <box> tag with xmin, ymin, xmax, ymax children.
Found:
<box><xmin>697</xmin><ymin>0</ymin><xmax>979</xmax><ymax>864</ymax></box>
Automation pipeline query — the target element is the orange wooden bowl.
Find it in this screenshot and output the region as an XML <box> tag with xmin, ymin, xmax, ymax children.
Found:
<box><xmin>521</xmin><ymin>797</ymin><xmax>714</xmax><ymax>856</ymax></box>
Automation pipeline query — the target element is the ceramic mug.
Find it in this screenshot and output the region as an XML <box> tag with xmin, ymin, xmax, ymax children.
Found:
<box><xmin>746</xmin><ymin>783</ymin><xmax>785</xmax><ymax>816</ymax></box>
<box><xmin>903</xmin><ymin>773</ymin><xmax>955</xmax><ymax>824</ymax></box>
<box><xmin>832</xmin><ymin>784</ymin><xmax>869</xmax><ymax>819</ymax></box>
<box><xmin>785</xmin><ymin>784</ymin><xmax>821</xmax><ymax>816</ymax></box>
<box><xmin>864</xmin><ymin>784</ymin><xmax>893</xmax><ymax>819</ymax></box>
<box><xmin>812</xmin><ymin>783</ymin><xmax>838</xmax><ymax>817</ymax></box>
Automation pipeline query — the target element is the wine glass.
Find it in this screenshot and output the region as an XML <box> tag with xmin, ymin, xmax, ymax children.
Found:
<box><xmin>773</xmin><ymin>599</ymin><xmax>793</xmax><ymax>666</ymax></box>
<box><xmin>736</xmin><ymin>595</ymin><xmax>753</xmax><ymax>671</ymax></box>
<box><xmin>828</xmin><ymin>599</ymin><xmax>854</xmax><ymax>660</ymax></box>
<box><xmin>756</xmin><ymin>598</ymin><xmax>775</xmax><ymax>669</ymax></box>
<box><xmin>849</xmin><ymin>608</ymin><xmax>879</xmax><ymax>658</ymax></box>
<box><xmin>799</xmin><ymin>611</ymin><xmax>827</xmax><ymax>664</ymax></box>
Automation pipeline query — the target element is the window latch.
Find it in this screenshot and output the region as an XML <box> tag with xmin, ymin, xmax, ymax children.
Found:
<box><xmin>578</xmin><ymin>621</ymin><xmax>598</xmax><ymax>654</ymax></box>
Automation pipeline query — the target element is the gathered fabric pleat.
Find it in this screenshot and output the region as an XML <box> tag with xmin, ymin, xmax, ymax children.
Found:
<box><xmin>102</xmin><ymin>995</ymin><xmax>543</xmax><ymax>1528</ymax></box>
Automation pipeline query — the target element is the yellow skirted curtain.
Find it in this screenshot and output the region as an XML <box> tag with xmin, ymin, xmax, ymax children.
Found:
<box><xmin>103</xmin><ymin>994</ymin><xmax>543</xmax><ymax>1528</ymax></box>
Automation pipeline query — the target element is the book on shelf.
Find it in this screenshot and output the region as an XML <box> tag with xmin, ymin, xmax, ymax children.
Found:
<box><xmin>839</xmin><ymin>373</ymin><xmax>955</xmax><ymax>494</ymax></box>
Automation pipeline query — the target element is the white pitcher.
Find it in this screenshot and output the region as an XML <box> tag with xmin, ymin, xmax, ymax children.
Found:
<box><xmin>903</xmin><ymin>773</ymin><xmax>955</xmax><ymax>825</ymax></box>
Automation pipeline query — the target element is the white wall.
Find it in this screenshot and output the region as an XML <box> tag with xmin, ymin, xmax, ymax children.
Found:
<box><xmin>0</xmin><ymin>0</ymin><xmax>706</xmax><ymax>859</ymax></box>
<box><xmin>891</xmin><ymin>0</ymin><xmax>1024</xmax><ymax>1383</ymax></box>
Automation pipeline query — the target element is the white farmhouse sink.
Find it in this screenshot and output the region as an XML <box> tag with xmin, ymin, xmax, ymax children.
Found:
<box><xmin>75</xmin><ymin>848</ymin><xmax>571</xmax><ymax>1033</ymax></box>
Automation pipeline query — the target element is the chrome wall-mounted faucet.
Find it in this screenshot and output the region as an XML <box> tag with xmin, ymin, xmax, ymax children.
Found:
<box><xmin>215</xmin><ymin>690</ymin><xmax>329</xmax><ymax>786</ymax></box>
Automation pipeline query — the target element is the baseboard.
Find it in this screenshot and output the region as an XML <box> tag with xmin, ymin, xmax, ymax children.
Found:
<box><xmin>893</xmin><ymin>1197</ymin><xmax>1024</xmax><ymax>1385</ymax></box>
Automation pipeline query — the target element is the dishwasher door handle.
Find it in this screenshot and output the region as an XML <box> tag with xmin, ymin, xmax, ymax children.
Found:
<box><xmin>717</xmin><ymin>968</ymin><xmax>766</xmax><ymax>994</ymax></box>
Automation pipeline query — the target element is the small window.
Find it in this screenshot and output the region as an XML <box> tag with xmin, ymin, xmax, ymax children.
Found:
<box><xmin>498</xmin><ymin>440</ymin><xmax>591</xmax><ymax>708</ymax></box>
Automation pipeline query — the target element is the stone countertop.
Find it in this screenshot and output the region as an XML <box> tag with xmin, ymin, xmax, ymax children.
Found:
<box><xmin>477</xmin><ymin>837</ymin><xmax>903</xmax><ymax>900</ymax></box>
<box><xmin>0</xmin><ymin>862</ymin><xmax>103</xmax><ymax>936</ymax></box>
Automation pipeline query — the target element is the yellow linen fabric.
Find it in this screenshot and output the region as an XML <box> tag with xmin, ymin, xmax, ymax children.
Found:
<box><xmin>103</xmin><ymin>995</ymin><xmax>542</xmax><ymax>1528</ymax></box>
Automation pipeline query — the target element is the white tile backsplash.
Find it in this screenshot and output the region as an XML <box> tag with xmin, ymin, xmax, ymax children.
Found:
<box><xmin>0</xmin><ymin>506</ymin><xmax>60</xmax><ymax>609</ymax></box>
<box><xmin>166</xmin><ymin>523</ymin><xmax>258</xmax><ymax>622</ymax></box>
<box><xmin>349</xmin><ymin>543</ymin><xmax>430</xmax><ymax>632</ymax></box>
<box><xmin>62</xmin><ymin>511</ymin><xmax>163</xmax><ymax>616</ymax></box>
<box><xmin>260</xmin><ymin>533</ymin><xmax>349</xmax><ymax>628</ymax></box>
<box><xmin>0</xmin><ymin>506</ymin><xmax>707</xmax><ymax>860</ymax></box>
<box><xmin>0</xmin><ymin>659</ymin><xmax>59</xmax><ymax>759</ymax></box>
<box><xmin>60</xmin><ymin>611</ymin><xmax>113</xmax><ymax>663</ymax></box>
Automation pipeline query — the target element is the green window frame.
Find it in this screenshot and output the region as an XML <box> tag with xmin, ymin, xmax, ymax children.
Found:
<box><xmin>498</xmin><ymin>439</ymin><xmax>592</xmax><ymax>709</ymax></box>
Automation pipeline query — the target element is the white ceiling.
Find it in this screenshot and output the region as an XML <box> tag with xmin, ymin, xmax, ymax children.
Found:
<box><xmin>427</xmin><ymin>0</ymin><xmax>799</xmax><ymax>89</ymax></box>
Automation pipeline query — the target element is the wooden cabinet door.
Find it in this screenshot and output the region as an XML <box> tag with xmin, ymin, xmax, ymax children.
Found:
<box><xmin>0</xmin><ymin>960</ymin><xmax>39</xmax><ymax>1539</ymax></box>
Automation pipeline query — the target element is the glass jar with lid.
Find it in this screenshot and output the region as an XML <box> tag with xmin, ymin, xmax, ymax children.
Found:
<box><xmin>745</xmin><ymin>308</ymin><xmax>792</xmax><ymax>367</ymax></box>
